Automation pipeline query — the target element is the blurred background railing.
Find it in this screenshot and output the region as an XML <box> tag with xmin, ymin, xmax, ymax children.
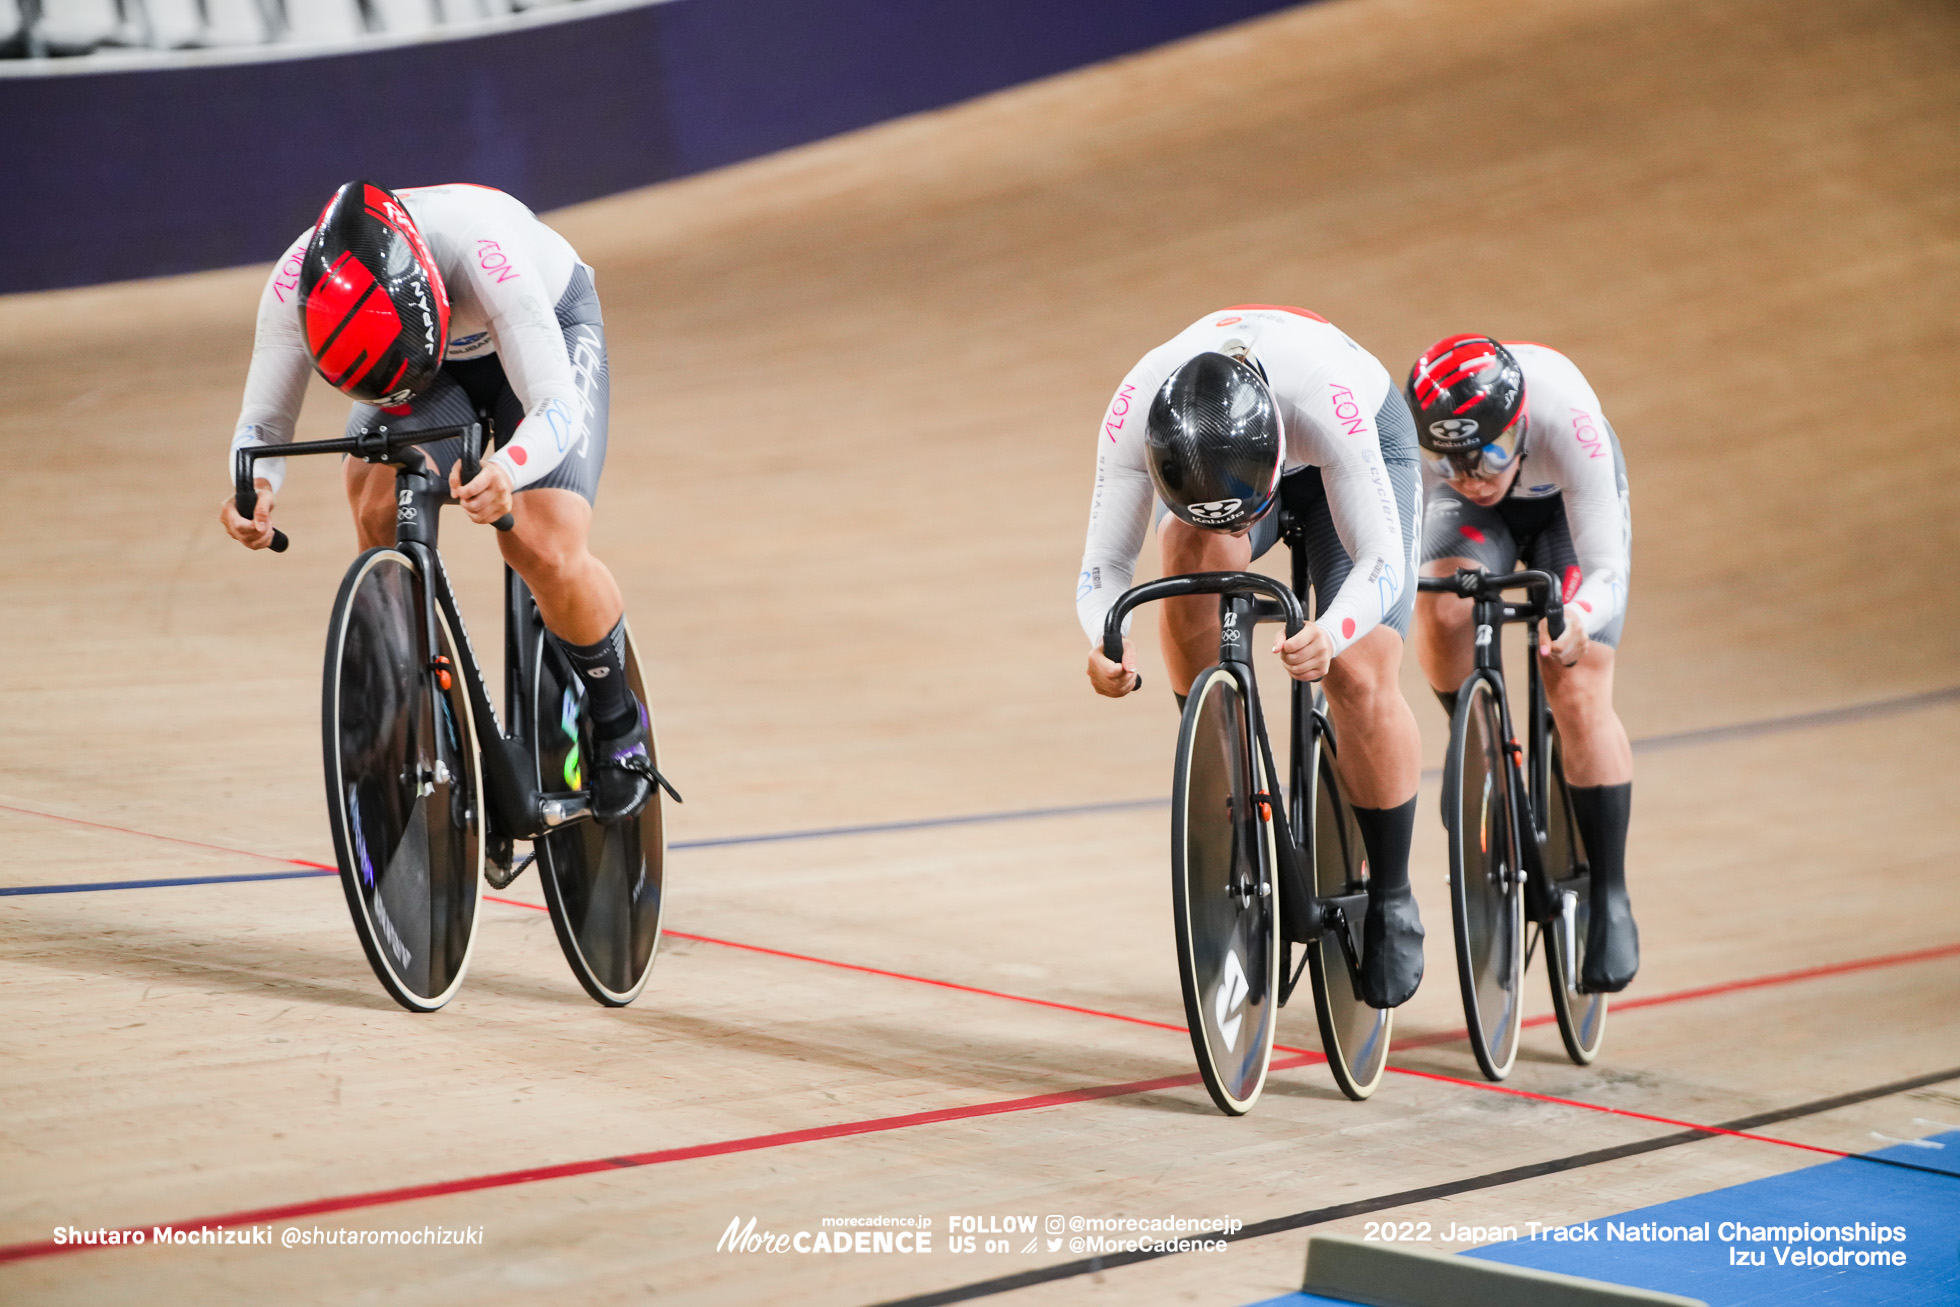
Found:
<box><xmin>1</xmin><ymin>0</ymin><xmax>591</xmax><ymax>59</ymax></box>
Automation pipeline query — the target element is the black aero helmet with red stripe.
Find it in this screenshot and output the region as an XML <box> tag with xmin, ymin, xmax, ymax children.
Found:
<box><xmin>1406</xmin><ymin>334</ymin><xmax>1526</xmax><ymax>479</ymax></box>
<box><xmin>297</xmin><ymin>181</ymin><xmax>450</xmax><ymax>405</ymax></box>
<box><xmin>1145</xmin><ymin>351</ymin><xmax>1284</xmax><ymax>532</ymax></box>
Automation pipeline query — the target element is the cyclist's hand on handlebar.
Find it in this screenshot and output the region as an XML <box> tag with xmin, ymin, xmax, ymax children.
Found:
<box><xmin>450</xmin><ymin>459</ymin><xmax>514</xmax><ymax>526</ymax></box>
<box><xmin>1541</xmin><ymin>616</ymin><xmax>1588</xmax><ymax>668</ymax></box>
<box><xmin>219</xmin><ymin>478</ymin><xmax>278</xmax><ymax>550</ymax></box>
<box><xmin>1275</xmin><ymin>621</ymin><xmax>1333</xmax><ymax>682</ymax></box>
<box><xmin>1087</xmin><ymin>642</ymin><xmax>1141</xmax><ymax>698</ymax></box>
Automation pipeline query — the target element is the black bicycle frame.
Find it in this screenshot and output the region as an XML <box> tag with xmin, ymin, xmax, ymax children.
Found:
<box><xmin>1099</xmin><ymin>570</ymin><xmax>1363</xmax><ymax>962</ymax></box>
<box><xmin>1420</xmin><ymin>567</ymin><xmax>1567</xmax><ymax>921</ymax></box>
<box><xmin>235</xmin><ymin>424</ymin><xmax>586</xmax><ymax>844</ymax></box>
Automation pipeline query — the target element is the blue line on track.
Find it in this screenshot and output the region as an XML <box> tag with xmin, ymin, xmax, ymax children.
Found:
<box><xmin>668</xmin><ymin>796</ymin><xmax>1170</xmax><ymax>849</ymax></box>
<box><xmin>3</xmin><ymin>686</ymin><xmax>1951</xmax><ymax>900</ymax></box>
<box><xmin>0</xmin><ymin>869</ymin><xmax>333</xmax><ymax>897</ymax></box>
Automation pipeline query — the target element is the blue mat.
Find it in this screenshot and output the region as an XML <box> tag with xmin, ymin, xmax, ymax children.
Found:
<box><xmin>1244</xmin><ymin>1131</ymin><xmax>1960</xmax><ymax>1306</ymax></box>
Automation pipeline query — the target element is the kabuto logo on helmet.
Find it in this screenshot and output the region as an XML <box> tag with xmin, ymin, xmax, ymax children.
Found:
<box><xmin>297</xmin><ymin>181</ymin><xmax>451</xmax><ymax>405</ymax></box>
<box><xmin>1407</xmin><ymin>334</ymin><xmax>1527</xmax><ymax>460</ymax></box>
<box><xmin>1187</xmin><ymin>498</ymin><xmax>1245</xmax><ymax>523</ymax></box>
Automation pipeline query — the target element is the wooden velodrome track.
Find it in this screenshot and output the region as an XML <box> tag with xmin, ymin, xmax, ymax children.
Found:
<box><xmin>3</xmin><ymin>0</ymin><xmax>1957</xmax><ymax>1301</ymax></box>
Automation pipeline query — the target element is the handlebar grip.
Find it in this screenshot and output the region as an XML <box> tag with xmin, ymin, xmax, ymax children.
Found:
<box><xmin>269</xmin><ymin>529</ymin><xmax>289</xmax><ymax>553</ymax></box>
<box><xmin>460</xmin><ymin>420</ymin><xmax>485</xmax><ymax>486</ymax></box>
<box><xmin>1102</xmin><ymin>627</ymin><xmax>1124</xmax><ymax>665</ymax></box>
<box><xmin>1545</xmin><ymin>600</ymin><xmax>1565</xmax><ymax>641</ymax></box>
<box><xmin>461</xmin><ymin>421</ymin><xmax>516</xmax><ymax>532</ymax></box>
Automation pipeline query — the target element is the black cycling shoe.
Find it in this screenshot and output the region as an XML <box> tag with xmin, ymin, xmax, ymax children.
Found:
<box><xmin>591</xmin><ymin>702</ymin><xmax>656</xmax><ymax>823</ymax></box>
<box><xmin>1581</xmin><ymin>883</ymin><xmax>1640</xmax><ymax>993</ymax></box>
<box><xmin>1360</xmin><ymin>883</ymin><xmax>1426</xmax><ymax>1008</ymax></box>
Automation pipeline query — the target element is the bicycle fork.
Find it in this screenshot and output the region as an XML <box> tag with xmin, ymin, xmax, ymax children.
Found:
<box><xmin>391</xmin><ymin>458</ymin><xmax>592</xmax><ymax>846</ymax></box>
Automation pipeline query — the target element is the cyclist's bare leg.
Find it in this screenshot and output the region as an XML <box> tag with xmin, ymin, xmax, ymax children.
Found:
<box><xmin>494</xmin><ymin>488</ymin><xmax>623</xmax><ymax>646</ymax></box>
<box><xmin>1542</xmin><ymin>647</ymin><xmax>1631</xmax><ymax>786</ymax></box>
<box><xmin>1413</xmin><ymin>555</ymin><xmax>1478</xmax><ymax>694</ymax></box>
<box><xmin>1157</xmin><ymin>517</ymin><xmax>1253</xmax><ymax>695</ymax></box>
<box><xmin>345</xmin><ymin>457</ymin><xmax>399</xmax><ymax>550</ymax></box>
<box><xmin>1319</xmin><ymin>626</ymin><xmax>1421</xmax><ymax>809</ymax></box>
<box><xmin>342</xmin><ymin>460</ymin><xmax>622</xmax><ymax>642</ymax></box>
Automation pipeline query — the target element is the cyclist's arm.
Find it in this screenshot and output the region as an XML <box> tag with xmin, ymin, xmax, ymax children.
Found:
<box><xmin>226</xmin><ymin>232</ymin><xmax>315</xmax><ymax>494</ymax></box>
<box><xmin>1076</xmin><ymin>368</ymin><xmax>1159</xmax><ymax>644</ymax></box>
<box><xmin>462</xmin><ymin>224</ymin><xmax>588</xmax><ymax>491</ymax></box>
<box><xmin>1293</xmin><ymin>375</ymin><xmax>1407</xmax><ymax>656</ymax></box>
<box><xmin>1537</xmin><ymin>405</ymin><xmax>1629</xmax><ymax>637</ymax></box>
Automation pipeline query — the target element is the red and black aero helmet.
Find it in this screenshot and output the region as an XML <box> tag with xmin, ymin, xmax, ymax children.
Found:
<box><xmin>1406</xmin><ymin>334</ymin><xmax>1526</xmax><ymax>479</ymax></box>
<box><xmin>297</xmin><ymin>181</ymin><xmax>450</xmax><ymax>406</ymax></box>
<box><xmin>1145</xmin><ymin>352</ymin><xmax>1284</xmax><ymax>532</ymax></box>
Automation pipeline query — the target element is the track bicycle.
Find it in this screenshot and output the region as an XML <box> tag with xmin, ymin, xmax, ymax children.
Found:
<box><xmin>1418</xmin><ymin>567</ymin><xmax>1605</xmax><ymax>1079</ymax></box>
<box><xmin>1103</xmin><ymin>534</ymin><xmax>1394</xmax><ymax>1113</ymax></box>
<box><xmin>234</xmin><ymin>422</ymin><xmax>678</xmax><ymax>1012</ymax></box>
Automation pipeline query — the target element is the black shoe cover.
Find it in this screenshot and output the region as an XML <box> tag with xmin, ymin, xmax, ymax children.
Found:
<box><xmin>1361</xmin><ymin>884</ymin><xmax>1425</xmax><ymax>1008</ymax></box>
<box><xmin>1581</xmin><ymin>882</ymin><xmax>1640</xmax><ymax>993</ymax></box>
<box><xmin>591</xmin><ymin>701</ymin><xmax>655</xmax><ymax>823</ymax></box>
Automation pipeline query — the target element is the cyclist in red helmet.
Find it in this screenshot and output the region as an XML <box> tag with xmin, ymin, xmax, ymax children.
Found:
<box><xmin>1407</xmin><ymin>335</ymin><xmax>1638</xmax><ymax>991</ymax></box>
<box><xmin>218</xmin><ymin>180</ymin><xmax>655</xmax><ymax>823</ymax></box>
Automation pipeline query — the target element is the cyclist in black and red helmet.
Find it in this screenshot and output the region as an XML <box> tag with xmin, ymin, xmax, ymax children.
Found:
<box><xmin>218</xmin><ymin>180</ymin><xmax>656</xmax><ymax>823</ymax></box>
<box><xmin>1407</xmin><ymin>334</ymin><xmax>1639</xmax><ymax>992</ymax></box>
<box><xmin>1079</xmin><ymin>305</ymin><xmax>1428</xmax><ymax>1010</ymax></box>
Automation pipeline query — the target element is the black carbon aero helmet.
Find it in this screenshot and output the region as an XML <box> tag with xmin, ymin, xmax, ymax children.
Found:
<box><xmin>1145</xmin><ymin>351</ymin><xmax>1284</xmax><ymax>532</ymax></box>
<box><xmin>1406</xmin><ymin>334</ymin><xmax>1526</xmax><ymax>479</ymax></box>
<box><xmin>297</xmin><ymin>181</ymin><xmax>450</xmax><ymax>406</ymax></box>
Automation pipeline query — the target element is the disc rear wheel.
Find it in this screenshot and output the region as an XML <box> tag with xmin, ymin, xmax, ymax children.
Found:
<box><xmin>1172</xmin><ymin>665</ymin><xmax>1280</xmax><ymax>1116</ymax></box>
<box><xmin>1300</xmin><ymin>709</ymin><xmax>1392</xmax><ymax>1101</ymax></box>
<box><xmin>1445</xmin><ymin>677</ymin><xmax>1524</xmax><ymax>1080</ymax></box>
<box><xmin>531</xmin><ymin>620</ymin><xmax>666</xmax><ymax>1006</ymax></box>
<box><xmin>1541</xmin><ymin>730</ymin><xmax>1607</xmax><ymax>1063</ymax></box>
<box><xmin>323</xmin><ymin>548</ymin><xmax>484</xmax><ymax>1012</ymax></box>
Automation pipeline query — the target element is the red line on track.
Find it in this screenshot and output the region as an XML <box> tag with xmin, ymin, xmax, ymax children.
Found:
<box><xmin>483</xmin><ymin>893</ymin><xmax>1930</xmax><ymax>1159</ymax></box>
<box><xmin>1381</xmin><ymin>1065</ymin><xmax>1854</xmax><ymax>1159</ymax></box>
<box><xmin>1386</xmin><ymin>941</ymin><xmax>1960</xmax><ymax>1052</ymax></box>
<box><xmin>483</xmin><ymin>895</ymin><xmax>1196</xmax><ymax>1037</ymax></box>
<box><xmin>3</xmin><ymin>854</ymin><xmax>1949</xmax><ymax>1263</ymax></box>
<box><xmin>0</xmin><ymin>1055</ymin><xmax>1321</xmax><ymax>1265</ymax></box>
<box><xmin>0</xmin><ymin>803</ymin><xmax>333</xmax><ymax>871</ymax></box>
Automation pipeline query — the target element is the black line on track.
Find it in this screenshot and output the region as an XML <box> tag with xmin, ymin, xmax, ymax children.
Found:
<box><xmin>868</xmin><ymin>1064</ymin><xmax>1960</xmax><ymax>1307</ymax></box>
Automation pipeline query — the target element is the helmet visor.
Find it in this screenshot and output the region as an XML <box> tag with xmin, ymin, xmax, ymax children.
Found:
<box><xmin>1428</xmin><ymin>416</ymin><xmax>1522</xmax><ymax>481</ymax></box>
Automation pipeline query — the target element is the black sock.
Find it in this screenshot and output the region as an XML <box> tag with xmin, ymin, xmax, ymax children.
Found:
<box><xmin>1433</xmin><ymin>688</ymin><xmax>1459</xmax><ymax>719</ymax></box>
<box><xmin>1352</xmin><ymin>797</ymin><xmax>1418</xmax><ymax>896</ymax></box>
<box><xmin>1568</xmin><ymin>782</ymin><xmax>1632</xmax><ymax>902</ymax></box>
<box><xmin>552</xmin><ymin>618</ymin><xmax>636</xmax><ymax>735</ymax></box>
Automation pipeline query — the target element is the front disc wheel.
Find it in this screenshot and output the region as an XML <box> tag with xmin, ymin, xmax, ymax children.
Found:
<box><xmin>323</xmin><ymin>548</ymin><xmax>484</xmax><ymax>1012</ymax></box>
<box><xmin>1172</xmin><ymin>665</ymin><xmax>1280</xmax><ymax>1116</ymax></box>
<box><xmin>1445</xmin><ymin>676</ymin><xmax>1524</xmax><ymax>1080</ymax></box>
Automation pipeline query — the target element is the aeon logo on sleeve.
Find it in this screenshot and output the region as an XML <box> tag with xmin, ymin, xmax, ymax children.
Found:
<box><xmin>1104</xmin><ymin>384</ymin><xmax>1137</xmax><ymax>443</ymax></box>
<box><xmin>1187</xmin><ymin>498</ymin><xmax>1243</xmax><ymax>523</ymax></box>
<box><xmin>1429</xmin><ymin>417</ymin><xmax>1479</xmax><ymax>442</ymax></box>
